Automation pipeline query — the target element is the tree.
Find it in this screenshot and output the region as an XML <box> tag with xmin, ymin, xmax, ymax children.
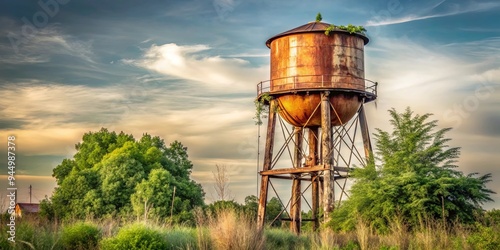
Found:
<box><xmin>266</xmin><ymin>197</ymin><xmax>284</xmax><ymax>227</ymax></box>
<box><xmin>51</xmin><ymin>168</ymin><xmax>100</xmax><ymax>218</ymax></box>
<box><xmin>206</xmin><ymin>195</ymin><xmax>283</xmax><ymax>227</ymax></box>
<box><xmin>131</xmin><ymin>168</ymin><xmax>175</xmax><ymax>220</ymax></box>
<box><xmin>331</xmin><ymin>108</ymin><xmax>495</xmax><ymax>232</ymax></box>
<box><xmin>207</xmin><ymin>200</ymin><xmax>242</xmax><ymax>215</ymax></box>
<box><xmin>212</xmin><ymin>164</ymin><xmax>231</xmax><ymax>201</ymax></box>
<box><xmin>99</xmin><ymin>142</ymin><xmax>147</xmax><ymax>214</ymax></box>
<box><xmin>243</xmin><ymin>195</ymin><xmax>258</xmax><ymax>218</ymax></box>
<box><xmin>43</xmin><ymin>128</ymin><xmax>205</xmax><ymax>220</ymax></box>
<box><xmin>73</xmin><ymin>129</ymin><xmax>134</xmax><ymax>170</ymax></box>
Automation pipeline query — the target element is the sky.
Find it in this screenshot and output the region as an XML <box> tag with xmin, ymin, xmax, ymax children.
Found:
<box><xmin>0</xmin><ymin>0</ymin><xmax>499</xmax><ymax>210</ymax></box>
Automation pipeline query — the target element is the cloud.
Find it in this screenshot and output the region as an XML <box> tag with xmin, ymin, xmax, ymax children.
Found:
<box><xmin>0</xmin><ymin>23</ymin><xmax>94</xmax><ymax>64</ymax></box>
<box><xmin>165</xmin><ymin>2</ymin><xmax>214</xmax><ymax>18</ymax></box>
<box><xmin>0</xmin><ymin>82</ymin><xmax>124</xmax><ymax>128</ymax></box>
<box><xmin>365</xmin><ymin>36</ymin><xmax>499</xmax><ymax>113</ymax></box>
<box><xmin>366</xmin><ymin>1</ymin><xmax>500</xmax><ymax>26</ymax></box>
<box><xmin>213</xmin><ymin>0</ymin><xmax>242</xmax><ymax>19</ymax></box>
<box><xmin>124</xmin><ymin>43</ymin><xmax>267</xmax><ymax>92</ymax></box>
<box><xmin>226</xmin><ymin>53</ymin><xmax>268</xmax><ymax>58</ymax></box>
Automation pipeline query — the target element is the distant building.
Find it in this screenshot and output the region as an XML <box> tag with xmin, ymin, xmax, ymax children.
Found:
<box><xmin>15</xmin><ymin>203</ymin><xmax>40</xmax><ymax>217</ymax></box>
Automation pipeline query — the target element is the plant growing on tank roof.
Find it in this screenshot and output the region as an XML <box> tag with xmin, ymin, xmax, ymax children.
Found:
<box><xmin>313</xmin><ymin>13</ymin><xmax>366</xmax><ymax>35</ymax></box>
<box><xmin>325</xmin><ymin>24</ymin><xmax>366</xmax><ymax>35</ymax></box>
<box><xmin>315</xmin><ymin>12</ymin><xmax>322</xmax><ymax>22</ymax></box>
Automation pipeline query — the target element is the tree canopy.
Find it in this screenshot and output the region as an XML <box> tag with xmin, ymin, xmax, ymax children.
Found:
<box><xmin>331</xmin><ymin>108</ymin><xmax>495</xmax><ymax>232</ymax></box>
<box><xmin>42</xmin><ymin>128</ymin><xmax>204</xmax><ymax>221</ymax></box>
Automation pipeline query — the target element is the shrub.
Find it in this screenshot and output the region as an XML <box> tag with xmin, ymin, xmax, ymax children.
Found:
<box><xmin>0</xmin><ymin>218</ymin><xmax>58</xmax><ymax>250</ymax></box>
<box><xmin>264</xmin><ymin>228</ymin><xmax>310</xmax><ymax>250</ymax></box>
<box><xmin>163</xmin><ymin>227</ymin><xmax>198</xmax><ymax>249</ymax></box>
<box><xmin>484</xmin><ymin>209</ymin><xmax>500</xmax><ymax>227</ymax></box>
<box><xmin>100</xmin><ymin>223</ymin><xmax>167</xmax><ymax>250</ymax></box>
<box><xmin>467</xmin><ymin>223</ymin><xmax>500</xmax><ymax>250</ymax></box>
<box><xmin>342</xmin><ymin>240</ymin><xmax>360</xmax><ymax>250</ymax></box>
<box><xmin>206</xmin><ymin>209</ymin><xmax>264</xmax><ymax>250</ymax></box>
<box><xmin>59</xmin><ymin>222</ymin><xmax>101</xmax><ymax>250</ymax></box>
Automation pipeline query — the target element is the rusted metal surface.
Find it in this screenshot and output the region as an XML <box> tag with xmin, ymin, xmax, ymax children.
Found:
<box><xmin>262</xmin><ymin>24</ymin><xmax>370</xmax><ymax>127</ymax></box>
<box><xmin>257</xmin><ymin>76</ymin><xmax>377</xmax><ymax>97</ymax></box>
<box><xmin>269</xmin><ymin>33</ymin><xmax>366</xmax><ymax>91</ymax></box>
<box><xmin>277</xmin><ymin>93</ymin><xmax>361</xmax><ymax>127</ymax></box>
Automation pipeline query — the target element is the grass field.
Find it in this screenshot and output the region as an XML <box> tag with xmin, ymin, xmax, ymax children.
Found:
<box><xmin>1</xmin><ymin>209</ymin><xmax>499</xmax><ymax>249</ymax></box>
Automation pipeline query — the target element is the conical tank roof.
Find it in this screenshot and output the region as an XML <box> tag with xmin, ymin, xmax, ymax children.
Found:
<box><xmin>265</xmin><ymin>21</ymin><xmax>369</xmax><ymax>48</ymax></box>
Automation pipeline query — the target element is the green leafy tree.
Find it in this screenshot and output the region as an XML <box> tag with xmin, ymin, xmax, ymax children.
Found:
<box><xmin>204</xmin><ymin>195</ymin><xmax>284</xmax><ymax>227</ymax></box>
<box><xmin>207</xmin><ymin>200</ymin><xmax>242</xmax><ymax>215</ymax></box>
<box><xmin>243</xmin><ymin>195</ymin><xmax>258</xmax><ymax>219</ymax></box>
<box><xmin>99</xmin><ymin>142</ymin><xmax>147</xmax><ymax>215</ymax></box>
<box><xmin>131</xmin><ymin>168</ymin><xmax>175</xmax><ymax>219</ymax></box>
<box><xmin>52</xmin><ymin>159</ymin><xmax>76</xmax><ymax>185</ymax></box>
<box><xmin>73</xmin><ymin>128</ymin><xmax>134</xmax><ymax>170</ymax></box>
<box><xmin>165</xmin><ymin>141</ymin><xmax>194</xmax><ymax>179</ymax></box>
<box><xmin>51</xmin><ymin>168</ymin><xmax>100</xmax><ymax>218</ymax></box>
<box><xmin>331</xmin><ymin>108</ymin><xmax>495</xmax><ymax>232</ymax></box>
<box><xmin>43</xmin><ymin>128</ymin><xmax>205</xmax><ymax>220</ymax></box>
<box><xmin>266</xmin><ymin>197</ymin><xmax>284</xmax><ymax>227</ymax></box>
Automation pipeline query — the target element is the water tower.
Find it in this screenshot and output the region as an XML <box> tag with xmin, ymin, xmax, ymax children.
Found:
<box><xmin>256</xmin><ymin>21</ymin><xmax>377</xmax><ymax>234</ymax></box>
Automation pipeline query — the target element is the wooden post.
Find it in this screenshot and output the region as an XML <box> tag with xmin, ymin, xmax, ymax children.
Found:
<box><xmin>321</xmin><ymin>92</ymin><xmax>334</xmax><ymax>223</ymax></box>
<box><xmin>308</xmin><ymin>127</ymin><xmax>318</xmax><ymax>167</ymax></box>
<box><xmin>290</xmin><ymin>127</ymin><xmax>303</xmax><ymax>234</ymax></box>
<box><xmin>308</xmin><ymin>127</ymin><xmax>320</xmax><ymax>230</ymax></box>
<box><xmin>257</xmin><ymin>100</ymin><xmax>277</xmax><ymax>230</ymax></box>
<box><xmin>358</xmin><ymin>105</ymin><xmax>372</xmax><ymax>160</ymax></box>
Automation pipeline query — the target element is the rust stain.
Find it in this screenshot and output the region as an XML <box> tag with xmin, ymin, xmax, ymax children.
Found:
<box><xmin>268</xmin><ymin>29</ymin><xmax>367</xmax><ymax>127</ymax></box>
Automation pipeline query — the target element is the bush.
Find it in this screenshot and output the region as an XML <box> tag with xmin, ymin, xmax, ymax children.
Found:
<box><xmin>264</xmin><ymin>228</ymin><xmax>310</xmax><ymax>250</ymax></box>
<box><xmin>163</xmin><ymin>227</ymin><xmax>198</xmax><ymax>249</ymax></box>
<box><xmin>467</xmin><ymin>223</ymin><xmax>500</xmax><ymax>250</ymax></box>
<box><xmin>100</xmin><ymin>223</ymin><xmax>167</xmax><ymax>250</ymax></box>
<box><xmin>0</xmin><ymin>218</ymin><xmax>58</xmax><ymax>250</ymax></box>
<box><xmin>13</xmin><ymin>219</ymin><xmax>36</xmax><ymax>248</ymax></box>
<box><xmin>484</xmin><ymin>209</ymin><xmax>500</xmax><ymax>227</ymax></box>
<box><xmin>59</xmin><ymin>222</ymin><xmax>101</xmax><ymax>250</ymax></box>
<box><xmin>206</xmin><ymin>209</ymin><xmax>264</xmax><ymax>250</ymax></box>
<box><xmin>342</xmin><ymin>240</ymin><xmax>360</xmax><ymax>250</ymax></box>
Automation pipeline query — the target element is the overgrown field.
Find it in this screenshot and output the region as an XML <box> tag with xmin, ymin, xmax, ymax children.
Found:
<box><xmin>1</xmin><ymin>209</ymin><xmax>499</xmax><ymax>250</ymax></box>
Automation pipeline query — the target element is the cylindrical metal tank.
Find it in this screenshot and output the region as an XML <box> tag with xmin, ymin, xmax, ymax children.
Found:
<box><xmin>264</xmin><ymin>22</ymin><xmax>369</xmax><ymax>127</ymax></box>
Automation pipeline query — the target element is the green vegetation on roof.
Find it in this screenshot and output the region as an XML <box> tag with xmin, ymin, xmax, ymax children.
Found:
<box><xmin>325</xmin><ymin>24</ymin><xmax>367</xmax><ymax>35</ymax></box>
<box><xmin>315</xmin><ymin>13</ymin><xmax>366</xmax><ymax>35</ymax></box>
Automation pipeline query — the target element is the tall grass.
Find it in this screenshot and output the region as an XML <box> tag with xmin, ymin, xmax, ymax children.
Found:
<box><xmin>265</xmin><ymin>228</ymin><xmax>310</xmax><ymax>249</ymax></box>
<box><xmin>163</xmin><ymin>227</ymin><xmax>198</xmax><ymax>249</ymax></box>
<box><xmin>1</xmin><ymin>210</ymin><xmax>498</xmax><ymax>249</ymax></box>
<box><xmin>0</xmin><ymin>215</ymin><xmax>59</xmax><ymax>250</ymax></box>
<box><xmin>199</xmin><ymin>208</ymin><xmax>264</xmax><ymax>250</ymax></box>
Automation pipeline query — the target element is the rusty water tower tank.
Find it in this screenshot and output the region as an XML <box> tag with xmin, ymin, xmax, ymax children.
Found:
<box><xmin>258</xmin><ymin>22</ymin><xmax>374</xmax><ymax>127</ymax></box>
<box><xmin>257</xmin><ymin>21</ymin><xmax>378</xmax><ymax>234</ymax></box>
